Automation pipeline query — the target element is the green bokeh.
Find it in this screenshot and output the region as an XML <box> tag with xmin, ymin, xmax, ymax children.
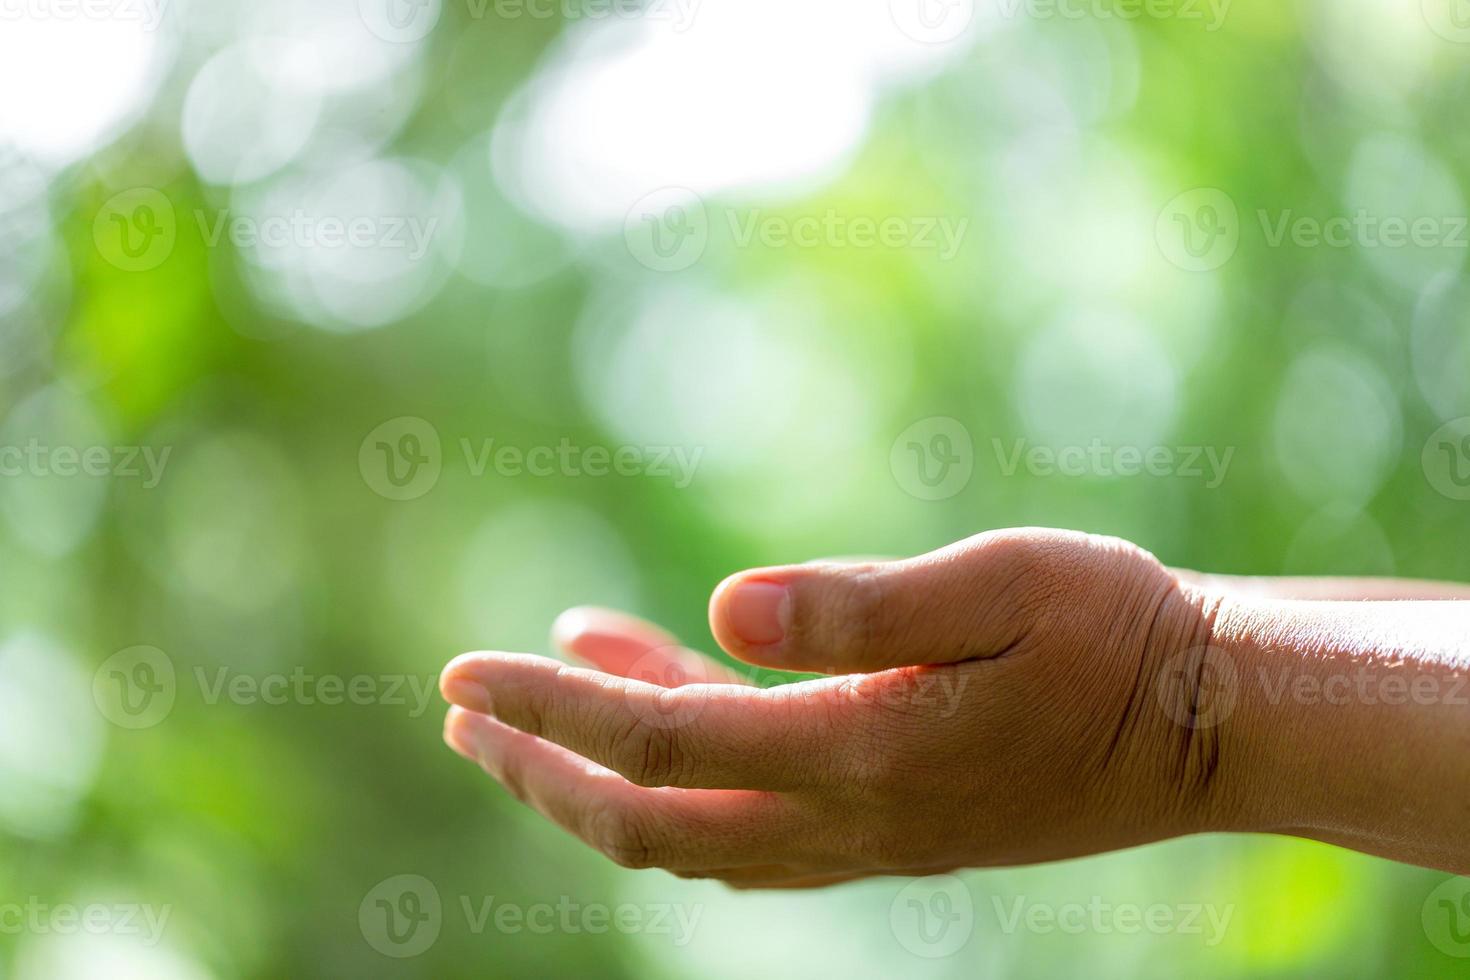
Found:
<box><xmin>2</xmin><ymin>2</ymin><xmax>1469</xmax><ymax>978</ymax></box>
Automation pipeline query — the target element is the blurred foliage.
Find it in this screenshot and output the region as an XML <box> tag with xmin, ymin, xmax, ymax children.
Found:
<box><xmin>1</xmin><ymin>0</ymin><xmax>1469</xmax><ymax>977</ymax></box>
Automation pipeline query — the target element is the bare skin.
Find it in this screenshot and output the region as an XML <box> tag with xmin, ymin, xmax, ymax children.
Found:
<box><xmin>439</xmin><ymin>528</ymin><xmax>1470</xmax><ymax>888</ymax></box>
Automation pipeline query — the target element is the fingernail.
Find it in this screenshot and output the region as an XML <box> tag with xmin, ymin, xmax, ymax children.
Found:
<box><xmin>442</xmin><ymin>678</ymin><xmax>493</xmax><ymax>715</ymax></box>
<box><xmin>724</xmin><ymin>581</ymin><xmax>791</xmax><ymax>646</ymax></box>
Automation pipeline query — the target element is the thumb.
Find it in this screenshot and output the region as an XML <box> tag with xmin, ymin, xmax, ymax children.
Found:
<box><xmin>709</xmin><ymin>529</ymin><xmax>1062</xmax><ymax>674</ymax></box>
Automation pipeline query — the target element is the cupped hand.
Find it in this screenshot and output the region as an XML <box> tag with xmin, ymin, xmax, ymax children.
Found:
<box><xmin>439</xmin><ymin>528</ymin><xmax>1238</xmax><ymax>889</ymax></box>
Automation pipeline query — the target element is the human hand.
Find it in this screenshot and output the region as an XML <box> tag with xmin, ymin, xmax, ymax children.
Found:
<box><xmin>439</xmin><ymin>528</ymin><xmax>1242</xmax><ymax>888</ymax></box>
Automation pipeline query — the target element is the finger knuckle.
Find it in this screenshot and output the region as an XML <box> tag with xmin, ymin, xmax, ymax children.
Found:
<box><xmin>982</xmin><ymin>531</ymin><xmax>1053</xmax><ymax>589</ymax></box>
<box><xmin>977</xmin><ymin>532</ymin><xmax>1072</xmax><ymax>625</ymax></box>
<box><xmin>815</xmin><ymin>567</ymin><xmax>892</xmax><ymax>664</ymax></box>
<box><xmin>611</xmin><ymin>716</ymin><xmax>684</xmax><ymax>788</ymax></box>
<box><xmin>495</xmin><ymin>762</ymin><xmax>530</xmax><ymax>804</ymax></box>
<box><xmin>590</xmin><ymin>805</ymin><xmax>662</xmax><ymax>870</ymax></box>
<box><xmin>504</xmin><ymin>672</ymin><xmax>558</xmax><ymax>739</ymax></box>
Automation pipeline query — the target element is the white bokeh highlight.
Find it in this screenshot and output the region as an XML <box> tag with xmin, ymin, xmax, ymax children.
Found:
<box><xmin>494</xmin><ymin>0</ymin><xmax>978</xmax><ymax>230</ymax></box>
<box><xmin>1272</xmin><ymin>346</ymin><xmax>1401</xmax><ymax>507</ymax></box>
<box><xmin>0</xmin><ymin>633</ymin><xmax>104</xmax><ymax>839</ymax></box>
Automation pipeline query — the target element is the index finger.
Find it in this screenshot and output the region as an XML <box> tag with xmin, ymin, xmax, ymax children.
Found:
<box><xmin>440</xmin><ymin>652</ymin><xmax>843</xmax><ymax>791</ymax></box>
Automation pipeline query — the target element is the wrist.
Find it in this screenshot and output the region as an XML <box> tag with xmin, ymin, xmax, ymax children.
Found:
<box><xmin>1156</xmin><ymin>586</ymin><xmax>1279</xmax><ymax>837</ymax></box>
<box><xmin>1199</xmin><ymin>593</ymin><xmax>1470</xmax><ymax>871</ymax></box>
<box><xmin>1191</xmin><ymin>592</ymin><xmax>1316</xmax><ymax>836</ymax></box>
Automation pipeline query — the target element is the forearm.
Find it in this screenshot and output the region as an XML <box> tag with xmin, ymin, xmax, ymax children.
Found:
<box><xmin>1174</xmin><ymin>569</ymin><xmax>1470</xmax><ymax>601</ymax></box>
<box><xmin>1211</xmin><ymin>598</ymin><xmax>1470</xmax><ymax>873</ymax></box>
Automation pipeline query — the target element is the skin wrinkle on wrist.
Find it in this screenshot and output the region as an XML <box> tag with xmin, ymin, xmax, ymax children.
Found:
<box><xmin>1157</xmin><ymin>582</ymin><xmax>1222</xmax><ymax>819</ymax></box>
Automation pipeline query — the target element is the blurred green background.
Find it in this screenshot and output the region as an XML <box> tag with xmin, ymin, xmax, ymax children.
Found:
<box><xmin>3</xmin><ymin>0</ymin><xmax>1470</xmax><ymax>976</ymax></box>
